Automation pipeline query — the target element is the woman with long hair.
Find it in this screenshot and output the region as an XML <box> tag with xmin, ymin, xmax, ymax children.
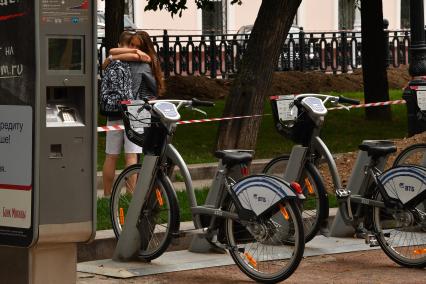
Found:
<box><xmin>133</xmin><ymin>31</ymin><xmax>165</xmax><ymax>96</ymax></box>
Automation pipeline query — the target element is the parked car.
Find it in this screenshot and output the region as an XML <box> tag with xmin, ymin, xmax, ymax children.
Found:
<box><xmin>234</xmin><ymin>24</ymin><xmax>301</xmax><ymax>70</ymax></box>
<box><xmin>97</xmin><ymin>12</ymin><xmax>137</xmax><ymax>38</ymax></box>
<box><xmin>235</xmin><ymin>24</ymin><xmax>301</xmax><ymax>46</ymax></box>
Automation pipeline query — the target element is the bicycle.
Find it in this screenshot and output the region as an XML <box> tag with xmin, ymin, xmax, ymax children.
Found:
<box><xmin>268</xmin><ymin>94</ymin><xmax>426</xmax><ymax>268</ymax></box>
<box><xmin>111</xmin><ymin>98</ymin><xmax>306</xmax><ymax>283</ymax></box>
<box><xmin>393</xmin><ymin>143</ymin><xmax>426</xmax><ymax>167</ymax></box>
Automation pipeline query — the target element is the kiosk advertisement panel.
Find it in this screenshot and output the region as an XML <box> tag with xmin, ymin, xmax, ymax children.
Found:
<box><xmin>0</xmin><ymin>0</ymin><xmax>36</xmax><ymax>247</ymax></box>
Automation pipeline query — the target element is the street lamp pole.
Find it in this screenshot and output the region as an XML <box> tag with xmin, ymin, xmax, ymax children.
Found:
<box><xmin>409</xmin><ymin>0</ymin><xmax>426</xmax><ymax>76</ymax></box>
<box><xmin>402</xmin><ymin>0</ymin><xmax>426</xmax><ymax>136</ymax></box>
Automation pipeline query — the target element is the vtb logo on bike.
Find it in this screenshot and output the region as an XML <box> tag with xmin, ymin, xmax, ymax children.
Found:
<box><xmin>399</xmin><ymin>182</ymin><xmax>415</xmax><ymax>192</ymax></box>
<box><xmin>253</xmin><ymin>193</ymin><xmax>267</xmax><ymax>203</ymax></box>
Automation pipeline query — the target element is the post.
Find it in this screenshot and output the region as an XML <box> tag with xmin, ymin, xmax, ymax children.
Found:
<box><xmin>383</xmin><ymin>19</ymin><xmax>390</xmax><ymax>68</ymax></box>
<box><xmin>210</xmin><ymin>35</ymin><xmax>217</xmax><ymax>78</ymax></box>
<box><xmin>341</xmin><ymin>29</ymin><xmax>348</xmax><ymax>73</ymax></box>
<box><xmin>163</xmin><ymin>29</ymin><xmax>171</xmax><ymax>78</ymax></box>
<box><xmin>299</xmin><ymin>27</ymin><xmax>305</xmax><ymax>71</ymax></box>
<box><xmin>402</xmin><ymin>0</ymin><xmax>426</xmax><ymax>136</ymax></box>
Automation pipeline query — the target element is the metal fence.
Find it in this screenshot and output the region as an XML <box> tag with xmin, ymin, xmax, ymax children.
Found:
<box><xmin>98</xmin><ymin>29</ymin><xmax>410</xmax><ymax>78</ymax></box>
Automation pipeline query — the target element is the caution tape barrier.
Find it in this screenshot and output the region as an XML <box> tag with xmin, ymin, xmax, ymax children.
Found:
<box><xmin>97</xmin><ymin>99</ymin><xmax>406</xmax><ymax>132</ymax></box>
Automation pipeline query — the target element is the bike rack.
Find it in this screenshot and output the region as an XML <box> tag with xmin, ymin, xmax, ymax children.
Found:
<box><xmin>189</xmin><ymin>149</ymin><xmax>254</xmax><ymax>253</ymax></box>
<box><xmin>329</xmin><ymin>140</ymin><xmax>394</xmax><ymax>237</ymax></box>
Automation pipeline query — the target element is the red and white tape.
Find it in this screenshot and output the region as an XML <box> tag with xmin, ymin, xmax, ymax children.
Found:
<box><xmin>328</xmin><ymin>99</ymin><xmax>406</xmax><ymax>110</ymax></box>
<box><xmin>97</xmin><ymin>99</ymin><xmax>406</xmax><ymax>132</ymax></box>
<box><xmin>97</xmin><ymin>114</ymin><xmax>265</xmax><ymax>132</ymax></box>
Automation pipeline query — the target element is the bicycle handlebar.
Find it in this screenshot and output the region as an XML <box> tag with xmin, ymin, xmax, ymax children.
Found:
<box><xmin>293</xmin><ymin>93</ymin><xmax>360</xmax><ymax>106</ymax></box>
<box><xmin>122</xmin><ymin>98</ymin><xmax>215</xmax><ymax>110</ymax></box>
<box><xmin>191</xmin><ymin>98</ymin><xmax>215</xmax><ymax>107</ymax></box>
<box><xmin>338</xmin><ymin>96</ymin><xmax>360</xmax><ymax>105</ymax></box>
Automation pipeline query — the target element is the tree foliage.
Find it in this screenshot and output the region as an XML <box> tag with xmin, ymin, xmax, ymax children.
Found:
<box><xmin>145</xmin><ymin>0</ymin><xmax>242</xmax><ymax>17</ymax></box>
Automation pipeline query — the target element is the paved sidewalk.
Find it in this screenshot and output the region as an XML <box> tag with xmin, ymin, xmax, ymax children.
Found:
<box><xmin>77</xmin><ymin>235</ymin><xmax>379</xmax><ymax>279</ymax></box>
<box><xmin>77</xmin><ymin>249</ymin><xmax>426</xmax><ymax>284</ymax></box>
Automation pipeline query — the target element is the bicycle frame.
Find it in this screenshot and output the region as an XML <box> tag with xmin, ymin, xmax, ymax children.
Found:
<box><xmin>165</xmin><ymin>144</ymin><xmax>203</xmax><ymax>229</ymax></box>
<box><xmin>310</xmin><ymin>136</ymin><xmax>344</xmax><ymax>191</ymax></box>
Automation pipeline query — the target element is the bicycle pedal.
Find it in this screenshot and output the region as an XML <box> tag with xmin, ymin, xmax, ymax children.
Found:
<box><xmin>336</xmin><ymin>188</ymin><xmax>350</xmax><ymax>198</ymax></box>
<box><xmin>365</xmin><ymin>234</ymin><xmax>379</xmax><ymax>247</ymax></box>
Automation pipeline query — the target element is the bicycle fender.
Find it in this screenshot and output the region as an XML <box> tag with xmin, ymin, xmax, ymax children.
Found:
<box><xmin>233</xmin><ymin>174</ymin><xmax>297</xmax><ymax>216</ymax></box>
<box><xmin>378</xmin><ymin>165</ymin><xmax>426</xmax><ymax>204</ymax></box>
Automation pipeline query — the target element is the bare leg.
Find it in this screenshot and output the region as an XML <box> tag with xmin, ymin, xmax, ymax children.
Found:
<box><xmin>103</xmin><ymin>154</ymin><xmax>119</xmax><ymax>197</ymax></box>
<box><xmin>124</xmin><ymin>153</ymin><xmax>139</xmax><ymax>194</ymax></box>
<box><xmin>125</xmin><ymin>153</ymin><xmax>138</xmax><ymax>167</ymax></box>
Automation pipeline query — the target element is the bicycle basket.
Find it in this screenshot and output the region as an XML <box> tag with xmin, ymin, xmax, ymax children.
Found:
<box><xmin>121</xmin><ymin>102</ymin><xmax>151</xmax><ymax>147</ymax></box>
<box><xmin>270</xmin><ymin>95</ymin><xmax>315</xmax><ymax>145</ymax></box>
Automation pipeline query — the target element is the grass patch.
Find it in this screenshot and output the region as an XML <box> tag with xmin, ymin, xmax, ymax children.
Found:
<box><xmin>97</xmin><ymin>197</ymin><xmax>112</xmax><ymax>230</ymax></box>
<box><xmin>97</xmin><ymin>90</ymin><xmax>407</xmax><ymax>170</ymax></box>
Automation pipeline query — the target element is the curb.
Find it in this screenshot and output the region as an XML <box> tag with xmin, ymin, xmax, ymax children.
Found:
<box><xmin>77</xmin><ymin>209</ymin><xmax>338</xmax><ymax>262</ymax></box>
<box><xmin>96</xmin><ymin>158</ymin><xmax>272</xmax><ymax>190</ymax></box>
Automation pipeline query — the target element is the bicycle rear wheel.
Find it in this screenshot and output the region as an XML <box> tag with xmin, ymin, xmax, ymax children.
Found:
<box><xmin>110</xmin><ymin>164</ymin><xmax>180</xmax><ymax>261</ymax></box>
<box><xmin>393</xmin><ymin>143</ymin><xmax>426</xmax><ymax>167</ymax></box>
<box><xmin>263</xmin><ymin>155</ymin><xmax>328</xmax><ymax>243</ymax></box>
<box><xmin>225</xmin><ymin>199</ymin><xmax>304</xmax><ymax>283</ymax></box>
<box><xmin>373</xmin><ymin>191</ymin><xmax>426</xmax><ymax>268</ymax></box>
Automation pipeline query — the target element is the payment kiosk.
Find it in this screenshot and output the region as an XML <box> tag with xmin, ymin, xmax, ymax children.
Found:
<box><xmin>0</xmin><ymin>1</ymin><xmax>96</xmax><ymax>283</ymax></box>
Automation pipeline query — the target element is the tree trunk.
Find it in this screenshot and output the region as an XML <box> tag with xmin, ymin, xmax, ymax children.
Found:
<box><xmin>105</xmin><ymin>0</ymin><xmax>125</xmax><ymax>52</ymax></box>
<box><xmin>216</xmin><ymin>0</ymin><xmax>301</xmax><ymax>150</ymax></box>
<box><xmin>361</xmin><ymin>0</ymin><xmax>391</xmax><ymax>120</ymax></box>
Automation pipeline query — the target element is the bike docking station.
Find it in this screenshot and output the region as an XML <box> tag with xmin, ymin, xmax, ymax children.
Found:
<box><xmin>0</xmin><ymin>1</ymin><xmax>97</xmax><ymax>283</ymax></box>
<box><xmin>188</xmin><ymin>149</ymin><xmax>255</xmax><ymax>253</ymax></box>
<box><xmin>329</xmin><ymin>140</ymin><xmax>395</xmax><ymax>237</ymax></box>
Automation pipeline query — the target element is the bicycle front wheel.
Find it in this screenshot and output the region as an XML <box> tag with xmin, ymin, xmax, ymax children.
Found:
<box><xmin>225</xmin><ymin>199</ymin><xmax>304</xmax><ymax>283</ymax></box>
<box><xmin>373</xmin><ymin>191</ymin><xmax>426</xmax><ymax>268</ymax></box>
<box><xmin>263</xmin><ymin>155</ymin><xmax>328</xmax><ymax>243</ymax></box>
<box><xmin>110</xmin><ymin>164</ymin><xmax>180</xmax><ymax>261</ymax></box>
<box><xmin>393</xmin><ymin>143</ymin><xmax>426</xmax><ymax>167</ymax></box>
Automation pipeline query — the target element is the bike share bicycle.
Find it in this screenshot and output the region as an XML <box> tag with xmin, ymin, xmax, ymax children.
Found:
<box><xmin>111</xmin><ymin>98</ymin><xmax>306</xmax><ymax>283</ymax></box>
<box><xmin>268</xmin><ymin>94</ymin><xmax>426</xmax><ymax>268</ymax></box>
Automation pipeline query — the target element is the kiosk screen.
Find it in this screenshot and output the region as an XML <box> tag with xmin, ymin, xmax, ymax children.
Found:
<box><xmin>48</xmin><ymin>37</ymin><xmax>84</xmax><ymax>73</ymax></box>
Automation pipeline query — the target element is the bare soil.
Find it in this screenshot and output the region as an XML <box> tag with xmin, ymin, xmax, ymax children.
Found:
<box><xmin>164</xmin><ymin>67</ymin><xmax>410</xmax><ymax>100</ymax></box>
<box><xmin>320</xmin><ymin>132</ymin><xmax>426</xmax><ymax>193</ymax></box>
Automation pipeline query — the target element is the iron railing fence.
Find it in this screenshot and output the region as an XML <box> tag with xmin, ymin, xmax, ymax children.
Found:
<box><xmin>98</xmin><ymin>29</ymin><xmax>410</xmax><ymax>78</ymax></box>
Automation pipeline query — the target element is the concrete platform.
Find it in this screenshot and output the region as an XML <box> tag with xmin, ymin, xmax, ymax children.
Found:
<box><xmin>77</xmin><ymin>209</ymin><xmax>338</xmax><ymax>262</ymax></box>
<box><xmin>77</xmin><ymin>235</ymin><xmax>379</xmax><ymax>279</ymax></box>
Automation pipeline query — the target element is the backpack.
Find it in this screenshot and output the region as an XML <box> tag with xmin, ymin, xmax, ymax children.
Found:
<box><xmin>99</xmin><ymin>61</ymin><xmax>133</xmax><ymax>116</ymax></box>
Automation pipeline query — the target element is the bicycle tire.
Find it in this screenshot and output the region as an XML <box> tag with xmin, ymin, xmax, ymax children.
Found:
<box><xmin>263</xmin><ymin>155</ymin><xmax>328</xmax><ymax>243</ymax></box>
<box><xmin>373</xmin><ymin>190</ymin><xmax>426</xmax><ymax>268</ymax></box>
<box><xmin>110</xmin><ymin>164</ymin><xmax>180</xmax><ymax>261</ymax></box>
<box><xmin>225</xmin><ymin>198</ymin><xmax>305</xmax><ymax>283</ymax></box>
<box><xmin>393</xmin><ymin>143</ymin><xmax>426</xmax><ymax>167</ymax></box>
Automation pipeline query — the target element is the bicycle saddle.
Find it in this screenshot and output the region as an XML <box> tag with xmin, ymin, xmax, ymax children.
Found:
<box><xmin>358</xmin><ymin>142</ymin><xmax>397</xmax><ymax>158</ymax></box>
<box><xmin>214</xmin><ymin>151</ymin><xmax>253</xmax><ymax>168</ymax></box>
